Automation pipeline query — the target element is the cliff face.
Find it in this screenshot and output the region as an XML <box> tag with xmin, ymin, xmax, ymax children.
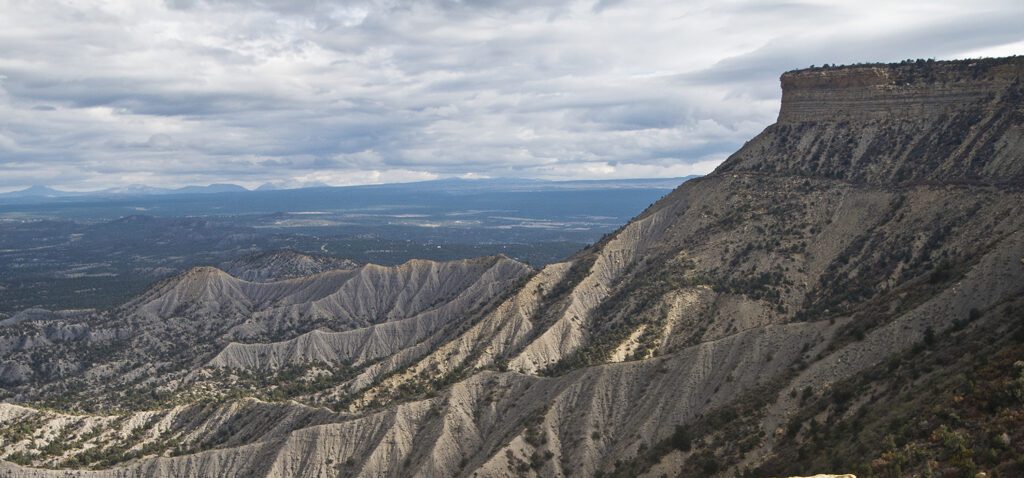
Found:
<box><xmin>777</xmin><ymin>58</ymin><xmax>1024</xmax><ymax>122</ymax></box>
<box><xmin>3</xmin><ymin>58</ymin><xmax>1024</xmax><ymax>478</ymax></box>
<box><xmin>720</xmin><ymin>57</ymin><xmax>1024</xmax><ymax>184</ymax></box>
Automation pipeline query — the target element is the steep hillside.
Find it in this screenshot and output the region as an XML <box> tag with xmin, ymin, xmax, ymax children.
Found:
<box><xmin>2</xmin><ymin>57</ymin><xmax>1023</xmax><ymax>477</ymax></box>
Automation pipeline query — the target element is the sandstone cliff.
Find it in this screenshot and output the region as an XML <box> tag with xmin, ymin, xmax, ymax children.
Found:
<box><xmin>721</xmin><ymin>57</ymin><xmax>1024</xmax><ymax>184</ymax></box>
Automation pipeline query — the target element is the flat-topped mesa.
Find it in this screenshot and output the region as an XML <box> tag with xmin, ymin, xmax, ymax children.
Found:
<box><xmin>718</xmin><ymin>56</ymin><xmax>1024</xmax><ymax>185</ymax></box>
<box><xmin>778</xmin><ymin>57</ymin><xmax>1024</xmax><ymax>123</ymax></box>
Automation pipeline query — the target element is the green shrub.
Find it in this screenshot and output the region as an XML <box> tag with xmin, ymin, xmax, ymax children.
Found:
<box><xmin>670</xmin><ymin>425</ymin><xmax>692</xmax><ymax>451</ymax></box>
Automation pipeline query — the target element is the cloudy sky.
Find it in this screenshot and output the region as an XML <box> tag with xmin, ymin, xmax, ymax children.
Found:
<box><xmin>0</xmin><ymin>0</ymin><xmax>1021</xmax><ymax>191</ymax></box>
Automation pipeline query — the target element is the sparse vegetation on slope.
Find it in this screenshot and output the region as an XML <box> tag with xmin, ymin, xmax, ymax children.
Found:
<box><xmin>2</xmin><ymin>57</ymin><xmax>1023</xmax><ymax>477</ymax></box>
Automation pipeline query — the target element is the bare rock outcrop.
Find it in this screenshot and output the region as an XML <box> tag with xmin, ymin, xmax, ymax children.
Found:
<box><xmin>721</xmin><ymin>57</ymin><xmax>1024</xmax><ymax>184</ymax></box>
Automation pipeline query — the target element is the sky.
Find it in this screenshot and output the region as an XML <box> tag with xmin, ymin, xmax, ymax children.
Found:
<box><xmin>0</xmin><ymin>0</ymin><xmax>1022</xmax><ymax>191</ymax></box>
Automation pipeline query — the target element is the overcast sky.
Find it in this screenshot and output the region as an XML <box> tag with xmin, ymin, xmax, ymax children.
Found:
<box><xmin>0</xmin><ymin>0</ymin><xmax>1021</xmax><ymax>191</ymax></box>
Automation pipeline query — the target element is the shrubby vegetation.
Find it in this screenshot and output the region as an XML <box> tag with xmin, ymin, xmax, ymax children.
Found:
<box><xmin>754</xmin><ymin>301</ymin><xmax>1024</xmax><ymax>478</ymax></box>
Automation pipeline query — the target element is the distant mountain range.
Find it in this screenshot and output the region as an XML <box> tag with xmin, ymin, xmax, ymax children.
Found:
<box><xmin>0</xmin><ymin>183</ymin><xmax>249</xmax><ymax>200</ymax></box>
<box><xmin>0</xmin><ymin>177</ymin><xmax>694</xmax><ymax>204</ymax></box>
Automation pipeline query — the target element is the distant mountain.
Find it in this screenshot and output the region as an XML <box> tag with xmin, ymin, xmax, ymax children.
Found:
<box><xmin>173</xmin><ymin>183</ymin><xmax>249</xmax><ymax>194</ymax></box>
<box><xmin>0</xmin><ymin>177</ymin><xmax>693</xmax><ymax>207</ymax></box>
<box><xmin>3</xmin><ymin>178</ymin><xmax>690</xmax><ymax>198</ymax></box>
<box><xmin>516</xmin><ymin>176</ymin><xmax>696</xmax><ymax>190</ymax></box>
<box><xmin>399</xmin><ymin>176</ymin><xmax>694</xmax><ymax>192</ymax></box>
<box><xmin>0</xmin><ymin>184</ymin><xmax>79</xmax><ymax>198</ymax></box>
<box><xmin>96</xmin><ymin>184</ymin><xmax>249</xmax><ymax>196</ymax></box>
<box><xmin>0</xmin><ymin>183</ymin><xmax>250</xmax><ymax>203</ymax></box>
<box><xmin>97</xmin><ymin>184</ymin><xmax>173</xmax><ymax>195</ymax></box>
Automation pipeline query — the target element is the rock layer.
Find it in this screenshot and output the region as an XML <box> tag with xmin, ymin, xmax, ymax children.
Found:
<box><xmin>722</xmin><ymin>57</ymin><xmax>1024</xmax><ymax>184</ymax></box>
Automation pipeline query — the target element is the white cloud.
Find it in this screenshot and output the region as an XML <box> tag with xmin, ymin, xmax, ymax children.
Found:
<box><xmin>0</xmin><ymin>0</ymin><xmax>1020</xmax><ymax>189</ymax></box>
<box><xmin>291</xmin><ymin>168</ymin><xmax>440</xmax><ymax>187</ymax></box>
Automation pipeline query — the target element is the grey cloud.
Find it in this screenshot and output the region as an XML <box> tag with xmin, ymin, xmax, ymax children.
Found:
<box><xmin>0</xmin><ymin>0</ymin><xmax>1021</xmax><ymax>191</ymax></box>
<box><xmin>682</xmin><ymin>6</ymin><xmax>1024</xmax><ymax>92</ymax></box>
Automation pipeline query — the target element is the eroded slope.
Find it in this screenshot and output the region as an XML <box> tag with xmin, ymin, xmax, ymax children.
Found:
<box><xmin>3</xmin><ymin>57</ymin><xmax>1024</xmax><ymax>477</ymax></box>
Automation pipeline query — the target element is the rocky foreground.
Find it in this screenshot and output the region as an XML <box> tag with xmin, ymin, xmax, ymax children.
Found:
<box><xmin>2</xmin><ymin>57</ymin><xmax>1023</xmax><ymax>477</ymax></box>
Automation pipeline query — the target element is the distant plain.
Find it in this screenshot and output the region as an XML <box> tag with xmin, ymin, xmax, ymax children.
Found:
<box><xmin>0</xmin><ymin>177</ymin><xmax>689</xmax><ymax>313</ymax></box>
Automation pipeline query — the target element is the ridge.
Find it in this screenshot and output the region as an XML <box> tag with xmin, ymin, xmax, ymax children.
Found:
<box><xmin>778</xmin><ymin>56</ymin><xmax>1024</xmax><ymax>122</ymax></box>
<box><xmin>718</xmin><ymin>56</ymin><xmax>1024</xmax><ymax>185</ymax></box>
<box><xmin>220</xmin><ymin>249</ymin><xmax>359</xmax><ymax>283</ymax></box>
